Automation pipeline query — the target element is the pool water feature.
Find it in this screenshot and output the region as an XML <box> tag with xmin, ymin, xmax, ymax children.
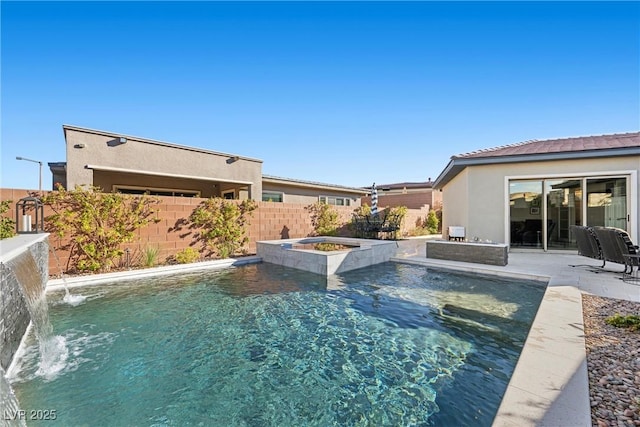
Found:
<box><xmin>9</xmin><ymin>262</ymin><xmax>545</xmax><ymax>426</ymax></box>
<box><xmin>6</xmin><ymin>250</ymin><xmax>67</xmax><ymax>382</ymax></box>
<box><xmin>48</xmin><ymin>245</ymin><xmax>87</xmax><ymax>307</ymax></box>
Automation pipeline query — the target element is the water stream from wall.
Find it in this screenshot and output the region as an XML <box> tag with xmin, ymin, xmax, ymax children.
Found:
<box><xmin>1</xmin><ymin>365</ymin><xmax>26</xmax><ymax>427</ymax></box>
<box><xmin>7</xmin><ymin>251</ymin><xmax>67</xmax><ymax>380</ymax></box>
<box><xmin>49</xmin><ymin>245</ymin><xmax>86</xmax><ymax>306</ymax></box>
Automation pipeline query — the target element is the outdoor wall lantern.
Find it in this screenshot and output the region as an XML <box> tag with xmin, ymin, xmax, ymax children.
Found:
<box><xmin>107</xmin><ymin>137</ymin><xmax>128</xmax><ymax>147</ymax></box>
<box><xmin>15</xmin><ymin>196</ymin><xmax>45</xmax><ymax>234</ymax></box>
<box><xmin>227</xmin><ymin>156</ymin><xmax>240</xmax><ymax>164</ymax></box>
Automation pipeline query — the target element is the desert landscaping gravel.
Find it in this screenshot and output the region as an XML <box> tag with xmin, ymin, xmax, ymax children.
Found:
<box><xmin>583</xmin><ymin>294</ymin><xmax>640</xmax><ymax>427</ymax></box>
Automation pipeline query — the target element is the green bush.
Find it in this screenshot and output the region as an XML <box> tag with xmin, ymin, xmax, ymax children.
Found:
<box><xmin>175</xmin><ymin>247</ymin><xmax>200</xmax><ymax>264</ymax></box>
<box><xmin>143</xmin><ymin>245</ymin><xmax>160</xmax><ymax>267</ymax></box>
<box><xmin>188</xmin><ymin>198</ymin><xmax>257</xmax><ymax>259</ymax></box>
<box><xmin>606</xmin><ymin>314</ymin><xmax>640</xmax><ymax>331</ymax></box>
<box><xmin>0</xmin><ymin>200</ymin><xmax>15</xmax><ymax>240</ymax></box>
<box><xmin>42</xmin><ymin>185</ymin><xmax>160</xmax><ymax>273</ymax></box>
<box><xmin>306</xmin><ymin>202</ymin><xmax>339</xmax><ymax>236</ymax></box>
<box><xmin>425</xmin><ymin>209</ymin><xmax>440</xmax><ymax>234</ymax></box>
<box><xmin>352</xmin><ymin>204</ymin><xmax>371</xmax><ymax>217</ymax></box>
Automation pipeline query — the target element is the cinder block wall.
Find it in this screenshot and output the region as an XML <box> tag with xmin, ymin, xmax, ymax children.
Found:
<box><xmin>363</xmin><ymin>193</ymin><xmax>429</xmax><ymax>210</ymax></box>
<box><xmin>1</xmin><ymin>189</ymin><xmax>424</xmax><ymax>276</ymax></box>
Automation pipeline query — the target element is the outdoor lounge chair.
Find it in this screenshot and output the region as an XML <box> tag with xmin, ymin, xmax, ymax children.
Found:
<box><xmin>591</xmin><ymin>227</ymin><xmax>639</xmax><ymax>273</ymax></box>
<box><xmin>571</xmin><ymin>225</ymin><xmax>604</xmax><ymax>268</ymax></box>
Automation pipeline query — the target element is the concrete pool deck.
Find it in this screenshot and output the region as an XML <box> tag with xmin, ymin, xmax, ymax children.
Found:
<box><xmin>393</xmin><ymin>237</ymin><xmax>640</xmax><ymax>427</ymax></box>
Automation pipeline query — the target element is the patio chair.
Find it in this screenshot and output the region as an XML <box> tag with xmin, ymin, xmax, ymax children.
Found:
<box><xmin>380</xmin><ymin>213</ymin><xmax>401</xmax><ymax>240</ymax></box>
<box><xmin>365</xmin><ymin>212</ymin><xmax>384</xmax><ymax>239</ymax></box>
<box><xmin>591</xmin><ymin>227</ymin><xmax>639</xmax><ymax>273</ymax></box>
<box><xmin>352</xmin><ymin>214</ymin><xmax>368</xmax><ymax>238</ymax></box>
<box><xmin>570</xmin><ymin>225</ymin><xmax>604</xmax><ymax>268</ymax></box>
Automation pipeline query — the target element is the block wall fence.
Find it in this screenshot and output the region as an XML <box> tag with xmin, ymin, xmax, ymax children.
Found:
<box><xmin>1</xmin><ymin>188</ymin><xmax>430</xmax><ymax>276</ymax></box>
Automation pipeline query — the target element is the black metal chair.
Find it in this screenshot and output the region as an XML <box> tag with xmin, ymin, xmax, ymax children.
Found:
<box><xmin>365</xmin><ymin>212</ymin><xmax>384</xmax><ymax>239</ymax></box>
<box><xmin>380</xmin><ymin>213</ymin><xmax>401</xmax><ymax>240</ymax></box>
<box><xmin>352</xmin><ymin>214</ymin><xmax>368</xmax><ymax>238</ymax></box>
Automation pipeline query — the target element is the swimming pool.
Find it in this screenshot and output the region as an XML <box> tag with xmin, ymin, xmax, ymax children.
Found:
<box><xmin>9</xmin><ymin>262</ymin><xmax>545</xmax><ymax>426</ymax></box>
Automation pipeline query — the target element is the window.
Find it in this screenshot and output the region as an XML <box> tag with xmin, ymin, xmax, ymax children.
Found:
<box><xmin>222</xmin><ymin>190</ymin><xmax>236</xmax><ymax>200</ymax></box>
<box><xmin>114</xmin><ymin>185</ymin><xmax>200</xmax><ymax>197</ymax></box>
<box><xmin>262</xmin><ymin>192</ymin><xmax>283</xmax><ymax>202</ymax></box>
<box><xmin>319</xmin><ymin>196</ymin><xmax>351</xmax><ymax>206</ymax></box>
<box><xmin>509</xmin><ymin>175</ymin><xmax>629</xmax><ymax>250</ymax></box>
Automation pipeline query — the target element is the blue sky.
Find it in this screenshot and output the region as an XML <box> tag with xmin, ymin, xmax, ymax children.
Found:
<box><xmin>1</xmin><ymin>1</ymin><xmax>639</xmax><ymax>191</ymax></box>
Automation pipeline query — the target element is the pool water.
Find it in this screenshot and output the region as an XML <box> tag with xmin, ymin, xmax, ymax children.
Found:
<box><xmin>10</xmin><ymin>262</ymin><xmax>545</xmax><ymax>426</ymax></box>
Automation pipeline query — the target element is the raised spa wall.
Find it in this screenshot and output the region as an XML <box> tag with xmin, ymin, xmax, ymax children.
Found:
<box><xmin>257</xmin><ymin>237</ymin><xmax>398</xmax><ymax>275</ymax></box>
<box><xmin>0</xmin><ymin>234</ymin><xmax>49</xmax><ymax>371</ymax></box>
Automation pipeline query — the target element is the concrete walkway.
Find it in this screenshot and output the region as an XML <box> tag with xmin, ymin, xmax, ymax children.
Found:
<box><xmin>392</xmin><ymin>237</ymin><xmax>639</xmax><ymax>427</ymax></box>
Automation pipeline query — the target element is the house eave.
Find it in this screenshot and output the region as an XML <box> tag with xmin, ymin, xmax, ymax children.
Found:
<box><xmin>433</xmin><ymin>147</ymin><xmax>640</xmax><ymax>189</ymax></box>
<box><xmin>85</xmin><ymin>164</ymin><xmax>254</xmax><ymax>186</ymax></box>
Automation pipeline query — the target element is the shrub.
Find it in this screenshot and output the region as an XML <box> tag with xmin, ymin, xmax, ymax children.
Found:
<box><xmin>188</xmin><ymin>198</ymin><xmax>257</xmax><ymax>259</ymax></box>
<box><xmin>425</xmin><ymin>209</ymin><xmax>440</xmax><ymax>234</ymax></box>
<box><xmin>306</xmin><ymin>202</ymin><xmax>339</xmax><ymax>236</ymax></box>
<box><xmin>352</xmin><ymin>204</ymin><xmax>371</xmax><ymax>217</ymax></box>
<box><xmin>606</xmin><ymin>314</ymin><xmax>640</xmax><ymax>331</ymax></box>
<box><xmin>0</xmin><ymin>200</ymin><xmax>15</xmax><ymax>240</ymax></box>
<box><xmin>42</xmin><ymin>185</ymin><xmax>160</xmax><ymax>273</ymax></box>
<box><xmin>143</xmin><ymin>245</ymin><xmax>160</xmax><ymax>267</ymax></box>
<box><xmin>175</xmin><ymin>247</ymin><xmax>200</xmax><ymax>264</ymax></box>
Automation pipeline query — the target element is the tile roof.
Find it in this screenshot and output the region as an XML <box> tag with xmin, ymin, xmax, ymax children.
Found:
<box><xmin>374</xmin><ymin>181</ymin><xmax>434</xmax><ymax>190</ymax></box>
<box><xmin>453</xmin><ymin>132</ymin><xmax>640</xmax><ymax>159</ymax></box>
<box><xmin>262</xmin><ymin>174</ymin><xmax>366</xmax><ymax>193</ymax></box>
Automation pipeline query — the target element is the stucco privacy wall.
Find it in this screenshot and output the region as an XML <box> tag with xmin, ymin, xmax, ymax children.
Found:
<box><xmin>64</xmin><ymin>126</ymin><xmax>263</xmax><ymax>199</ymax></box>
<box><xmin>2</xmin><ymin>189</ymin><xmax>426</xmax><ymax>276</ymax></box>
<box><xmin>440</xmin><ymin>156</ymin><xmax>640</xmax><ymax>244</ymax></box>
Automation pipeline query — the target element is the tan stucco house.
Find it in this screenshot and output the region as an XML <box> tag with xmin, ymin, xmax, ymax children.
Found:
<box><xmin>49</xmin><ymin>125</ymin><xmax>364</xmax><ymax>206</ymax></box>
<box><xmin>262</xmin><ymin>175</ymin><xmax>364</xmax><ymax>206</ymax></box>
<box><xmin>433</xmin><ymin>132</ymin><xmax>640</xmax><ymax>250</ymax></box>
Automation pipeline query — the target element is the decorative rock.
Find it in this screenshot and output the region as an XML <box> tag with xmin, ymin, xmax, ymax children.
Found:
<box><xmin>583</xmin><ymin>295</ymin><xmax>640</xmax><ymax>427</ymax></box>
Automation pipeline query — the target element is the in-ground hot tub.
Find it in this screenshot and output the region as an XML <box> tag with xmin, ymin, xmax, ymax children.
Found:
<box><xmin>256</xmin><ymin>237</ymin><xmax>397</xmax><ymax>275</ymax></box>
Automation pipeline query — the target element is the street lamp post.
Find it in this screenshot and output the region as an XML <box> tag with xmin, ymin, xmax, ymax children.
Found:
<box><xmin>16</xmin><ymin>156</ymin><xmax>43</xmax><ymax>192</ymax></box>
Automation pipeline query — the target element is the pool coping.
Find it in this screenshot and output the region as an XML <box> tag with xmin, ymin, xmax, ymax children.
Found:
<box><xmin>46</xmin><ymin>256</ymin><xmax>262</xmax><ymax>291</ymax></box>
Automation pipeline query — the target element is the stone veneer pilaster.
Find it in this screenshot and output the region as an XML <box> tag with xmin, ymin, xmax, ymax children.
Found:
<box><xmin>0</xmin><ymin>234</ymin><xmax>49</xmax><ymax>370</ymax></box>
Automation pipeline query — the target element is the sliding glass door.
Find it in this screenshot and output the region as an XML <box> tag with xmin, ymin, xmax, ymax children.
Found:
<box><xmin>509</xmin><ymin>175</ymin><xmax>629</xmax><ymax>250</ymax></box>
<box><xmin>546</xmin><ymin>179</ymin><xmax>582</xmax><ymax>250</ymax></box>
<box><xmin>509</xmin><ymin>181</ymin><xmax>544</xmax><ymax>248</ymax></box>
<box><xmin>586</xmin><ymin>177</ymin><xmax>627</xmax><ymax>230</ymax></box>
